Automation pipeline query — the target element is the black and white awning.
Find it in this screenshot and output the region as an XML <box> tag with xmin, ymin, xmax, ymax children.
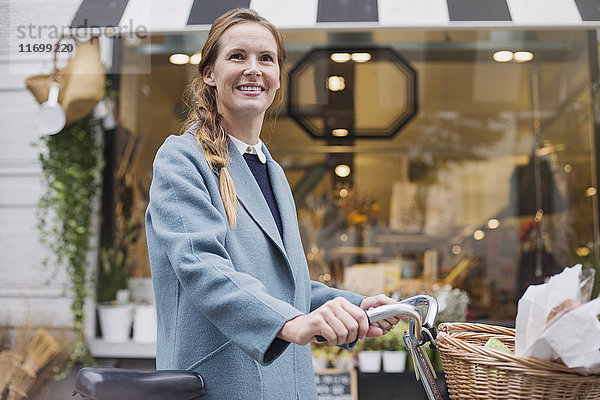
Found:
<box><xmin>71</xmin><ymin>0</ymin><xmax>600</xmax><ymax>33</ymax></box>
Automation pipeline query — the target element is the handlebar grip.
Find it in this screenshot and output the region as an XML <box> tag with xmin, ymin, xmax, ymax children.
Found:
<box><xmin>365</xmin><ymin>303</ymin><xmax>421</xmax><ymax>324</ymax></box>
<box><xmin>311</xmin><ymin>297</ymin><xmax>439</xmax><ymax>346</ymax></box>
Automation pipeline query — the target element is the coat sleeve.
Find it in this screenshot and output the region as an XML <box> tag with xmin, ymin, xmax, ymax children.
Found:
<box><xmin>147</xmin><ymin>138</ymin><xmax>302</xmax><ymax>365</ymax></box>
<box><xmin>310</xmin><ymin>281</ymin><xmax>365</xmax><ymax>311</ymax></box>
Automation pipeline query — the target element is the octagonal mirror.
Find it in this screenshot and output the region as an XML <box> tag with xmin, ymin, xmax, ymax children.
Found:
<box><xmin>288</xmin><ymin>48</ymin><xmax>418</xmax><ymax>139</ymax></box>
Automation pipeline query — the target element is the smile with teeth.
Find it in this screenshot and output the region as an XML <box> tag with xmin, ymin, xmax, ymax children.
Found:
<box><xmin>238</xmin><ymin>85</ymin><xmax>264</xmax><ymax>92</ymax></box>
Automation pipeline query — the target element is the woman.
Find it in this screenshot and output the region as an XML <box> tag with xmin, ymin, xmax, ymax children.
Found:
<box><xmin>145</xmin><ymin>8</ymin><xmax>399</xmax><ymax>399</ymax></box>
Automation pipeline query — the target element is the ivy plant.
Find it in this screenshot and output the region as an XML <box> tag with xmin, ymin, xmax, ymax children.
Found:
<box><xmin>37</xmin><ymin>115</ymin><xmax>104</xmax><ymax>372</ymax></box>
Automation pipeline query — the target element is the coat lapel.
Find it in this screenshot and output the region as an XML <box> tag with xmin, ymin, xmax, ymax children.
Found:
<box><xmin>226</xmin><ymin>141</ymin><xmax>287</xmax><ymax>256</ymax></box>
<box><xmin>264</xmin><ymin>149</ymin><xmax>302</xmax><ymax>259</ymax></box>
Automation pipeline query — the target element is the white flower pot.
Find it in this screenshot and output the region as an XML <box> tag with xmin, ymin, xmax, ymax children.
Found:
<box><xmin>382</xmin><ymin>350</ymin><xmax>407</xmax><ymax>373</ymax></box>
<box><xmin>358</xmin><ymin>351</ymin><xmax>381</xmax><ymax>373</ymax></box>
<box><xmin>312</xmin><ymin>355</ymin><xmax>328</xmax><ymax>372</ymax></box>
<box><xmin>128</xmin><ymin>277</ymin><xmax>155</xmax><ymax>304</ymax></box>
<box><xmin>133</xmin><ymin>304</ymin><xmax>157</xmax><ymax>343</ymax></box>
<box><xmin>333</xmin><ymin>355</ymin><xmax>353</xmax><ymax>372</ymax></box>
<box><xmin>98</xmin><ymin>303</ymin><xmax>133</xmax><ymax>343</ymax></box>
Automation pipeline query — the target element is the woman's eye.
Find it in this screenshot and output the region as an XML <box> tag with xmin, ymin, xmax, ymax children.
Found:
<box><xmin>229</xmin><ymin>53</ymin><xmax>242</xmax><ymax>60</ymax></box>
<box><xmin>261</xmin><ymin>54</ymin><xmax>274</xmax><ymax>62</ymax></box>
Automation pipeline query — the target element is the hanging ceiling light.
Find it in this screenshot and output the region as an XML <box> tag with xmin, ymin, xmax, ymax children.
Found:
<box><xmin>585</xmin><ymin>187</ymin><xmax>597</xmax><ymax>197</ymax></box>
<box><xmin>335</xmin><ymin>164</ymin><xmax>351</xmax><ymax>178</ymax></box>
<box><xmin>351</xmin><ymin>52</ymin><xmax>372</xmax><ymax>62</ymax></box>
<box><xmin>576</xmin><ymin>247</ymin><xmax>590</xmax><ymax>257</ymax></box>
<box><xmin>493</xmin><ymin>51</ymin><xmax>513</xmax><ymax>62</ymax></box>
<box><xmin>487</xmin><ymin>219</ymin><xmax>500</xmax><ymax>229</ymax></box>
<box><xmin>189</xmin><ymin>53</ymin><xmax>202</xmax><ymax>65</ymax></box>
<box><xmin>169</xmin><ymin>53</ymin><xmax>189</xmax><ymax>65</ymax></box>
<box><xmin>332</xmin><ymin>128</ymin><xmax>349</xmax><ymax>137</ymax></box>
<box><xmin>330</xmin><ymin>52</ymin><xmax>351</xmax><ymax>63</ymax></box>
<box><xmin>326</xmin><ymin>76</ymin><xmax>346</xmax><ymax>91</ymax></box>
<box><xmin>514</xmin><ymin>51</ymin><xmax>534</xmax><ymax>62</ymax></box>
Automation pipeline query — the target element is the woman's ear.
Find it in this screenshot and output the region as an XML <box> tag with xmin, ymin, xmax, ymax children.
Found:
<box><xmin>203</xmin><ymin>65</ymin><xmax>216</xmax><ymax>87</ymax></box>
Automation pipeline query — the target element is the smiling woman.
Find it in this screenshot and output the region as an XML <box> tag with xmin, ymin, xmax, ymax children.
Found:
<box><xmin>179</xmin><ymin>8</ymin><xmax>288</xmax><ymax>227</ymax></box>
<box><xmin>201</xmin><ymin>22</ymin><xmax>281</xmax><ymax>141</ymax></box>
<box><xmin>144</xmin><ymin>7</ymin><xmax>399</xmax><ymax>400</ymax></box>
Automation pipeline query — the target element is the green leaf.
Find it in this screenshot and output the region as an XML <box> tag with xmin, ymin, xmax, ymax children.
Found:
<box><xmin>484</xmin><ymin>337</ymin><xmax>512</xmax><ymax>354</ymax></box>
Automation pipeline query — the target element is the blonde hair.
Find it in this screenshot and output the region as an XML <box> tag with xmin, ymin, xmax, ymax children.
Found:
<box><xmin>181</xmin><ymin>8</ymin><xmax>286</xmax><ymax>228</ymax></box>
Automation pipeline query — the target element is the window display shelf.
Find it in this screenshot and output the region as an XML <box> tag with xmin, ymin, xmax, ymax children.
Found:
<box><xmin>89</xmin><ymin>338</ymin><xmax>156</xmax><ymax>359</ymax></box>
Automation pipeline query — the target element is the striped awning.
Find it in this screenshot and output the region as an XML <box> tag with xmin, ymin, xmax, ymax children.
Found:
<box><xmin>71</xmin><ymin>0</ymin><xmax>600</xmax><ymax>33</ymax></box>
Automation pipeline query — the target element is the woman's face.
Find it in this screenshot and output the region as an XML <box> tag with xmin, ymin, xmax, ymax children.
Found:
<box><xmin>203</xmin><ymin>22</ymin><xmax>281</xmax><ymax>121</ymax></box>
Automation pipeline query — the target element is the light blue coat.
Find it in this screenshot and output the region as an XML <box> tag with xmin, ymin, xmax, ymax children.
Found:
<box><xmin>145</xmin><ymin>125</ymin><xmax>364</xmax><ymax>400</ymax></box>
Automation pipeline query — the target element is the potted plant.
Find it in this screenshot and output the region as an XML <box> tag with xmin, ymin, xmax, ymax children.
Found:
<box><xmin>96</xmin><ymin>246</ymin><xmax>133</xmax><ymax>343</ymax></box>
<box><xmin>380</xmin><ymin>324</ymin><xmax>408</xmax><ymax>373</ymax></box>
<box><xmin>310</xmin><ymin>342</ymin><xmax>355</xmax><ymax>372</ymax></box>
<box><xmin>96</xmin><ymin>218</ymin><xmax>143</xmax><ymax>343</ymax></box>
<box><xmin>356</xmin><ymin>336</ymin><xmax>383</xmax><ymax>373</ymax></box>
<box><xmin>98</xmin><ymin>246</ymin><xmax>130</xmax><ymax>304</ymax></box>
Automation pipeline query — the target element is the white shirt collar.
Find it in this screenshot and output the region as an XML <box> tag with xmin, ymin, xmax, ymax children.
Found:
<box><xmin>228</xmin><ymin>134</ymin><xmax>267</xmax><ymax>164</ymax></box>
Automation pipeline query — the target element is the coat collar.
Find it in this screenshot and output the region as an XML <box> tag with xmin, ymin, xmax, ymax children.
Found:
<box><xmin>228</xmin><ymin>134</ymin><xmax>267</xmax><ymax>164</ymax></box>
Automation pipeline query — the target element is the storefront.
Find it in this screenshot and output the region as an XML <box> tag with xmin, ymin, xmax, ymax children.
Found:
<box><xmin>4</xmin><ymin>2</ymin><xmax>600</xmax><ymax>399</ymax></box>
<box><xmin>72</xmin><ymin>0</ymin><xmax>600</xmax><ymax>340</ymax></box>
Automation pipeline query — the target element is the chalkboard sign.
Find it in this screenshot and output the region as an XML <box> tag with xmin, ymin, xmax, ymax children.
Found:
<box><xmin>314</xmin><ymin>369</ymin><xmax>357</xmax><ymax>400</ymax></box>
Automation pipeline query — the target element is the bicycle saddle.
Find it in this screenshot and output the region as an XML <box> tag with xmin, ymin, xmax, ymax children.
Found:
<box><xmin>73</xmin><ymin>367</ymin><xmax>206</xmax><ymax>400</ymax></box>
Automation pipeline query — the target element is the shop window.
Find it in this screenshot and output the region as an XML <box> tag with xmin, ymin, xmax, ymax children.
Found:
<box><xmin>117</xmin><ymin>29</ymin><xmax>598</xmax><ymax>324</ymax></box>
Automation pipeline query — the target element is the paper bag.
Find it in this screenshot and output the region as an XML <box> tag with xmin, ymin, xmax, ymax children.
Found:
<box><xmin>528</xmin><ymin>297</ymin><xmax>600</xmax><ymax>373</ymax></box>
<box><xmin>515</xmin><ymin>264</ymin><xmax>582</xmax><ymax>356</ymax></box>
<box><xmin>515</xmin><ymin>264</ymin><xmax>600</xmax><ymax>374</ymax></box>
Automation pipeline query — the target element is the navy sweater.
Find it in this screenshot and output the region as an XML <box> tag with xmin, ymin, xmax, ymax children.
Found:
<box><xmin>243</xmin><ymin>153</ymin><xmax>283</xmax><ymax>238</ymax></box>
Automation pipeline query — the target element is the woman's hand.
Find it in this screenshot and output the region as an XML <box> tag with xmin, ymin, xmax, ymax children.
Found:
<box><xmin>360</xmin><ymin>294</ymin><xmax>402</xmax><ymax>337</ymax></box>
<box><xmin>277</xmin><ymin>297</ymin><xmax>370</xmax><ymax>346</ymax></box>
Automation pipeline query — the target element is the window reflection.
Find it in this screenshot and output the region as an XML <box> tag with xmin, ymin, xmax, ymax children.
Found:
<box><xmin>120</xmin><ymin>29</ymin><xmax>597</xmax><ymax>325</ymax></box>
<box><xmin>270</xmin><ymin>30</ymin><xmax>595</xmax><ymax>323</ymax></box>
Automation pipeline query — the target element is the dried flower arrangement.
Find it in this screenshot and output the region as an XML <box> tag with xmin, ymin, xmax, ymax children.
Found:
<box><xmin>0</xmin><ymin>324</ymin><xmax>73</xmax><ymax>400</ymax></box>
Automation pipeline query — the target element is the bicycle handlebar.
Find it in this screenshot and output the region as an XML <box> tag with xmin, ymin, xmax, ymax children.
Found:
<box><xmin>316</xmin><ymin>295</ymin><xmax>439</xmax><ymax>346</ymax></box>
<box><xmin>366</xmin><ymin>302</ymin><xmax>423</xmax><ymax>342</ymax></box>
<box><xmin>367</xmin><ymin>295</ymin><xmax>438</xmax><ymax>347</ymax></box>
<box><xmin>398</xmin><ymin>294</ymin><xmax>438</xmax><ymax>329</ymax></box>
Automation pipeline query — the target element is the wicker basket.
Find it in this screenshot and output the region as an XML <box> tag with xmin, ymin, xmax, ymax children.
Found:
<box><xmin>437</xmin><ymin>322</ymin><xmax>600</xmax><ymax>400</ymax></box>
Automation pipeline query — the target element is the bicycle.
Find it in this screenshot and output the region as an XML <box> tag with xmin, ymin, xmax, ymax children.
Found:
<box><xmin>73</xmin><ymin>295</ymin><xmax>441</xmax><ymax>400</ymax></box>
